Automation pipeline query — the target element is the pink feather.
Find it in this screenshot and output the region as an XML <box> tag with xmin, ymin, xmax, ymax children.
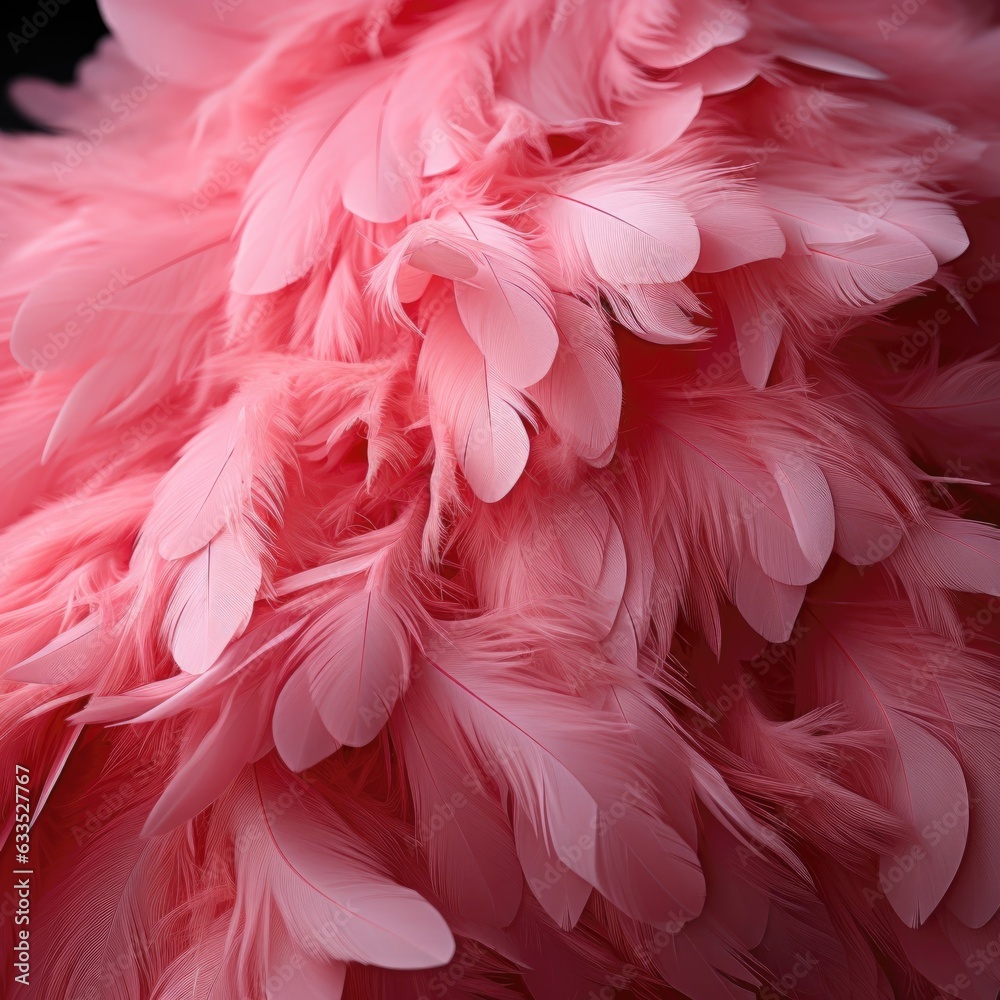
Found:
<box><xmin>227</xmin><ymin>760</ymin><xmax>455</xmax><ymax>970</ymax></box>
<box><xmin>418</xmin><ymin>294</ymin><xmax>533</xmax><ymax>503</ymax></box>
<box><xmin>422</xmin><ymin>629</ymin><xmax>707</xmax><ymax>927</ymax></box>
<box><xmin>545</xmin><ymin>172</ymin><xmax>702</xmax><ymax>287</ymax></box>
<box><xmin>273</xmin><ymin>584</ymin><xmax>412</xmax><ymax>751</ymax></box>
<box><xmin>161</xmin><ymin>529</ymin><xmax>262</xmax><ymax>674</ymax></box>
<box><xmin>799</xmin><ymin>603</ymin><xmax>970</xmax><ymax>929</ymax></box>
<box><xmin>391</xmin><ymin>679</ymin><xmax>523</xmax><ymax>928</ymax></box>
<box><xmin>527</xmin><ymin>295</ymin><xmax>622</xmax><ymax>463</ymax></box>
<box><xmin>3</xmin><ymin>1</ymin><xmax>1000</xmax><ymax>996</ymax></box>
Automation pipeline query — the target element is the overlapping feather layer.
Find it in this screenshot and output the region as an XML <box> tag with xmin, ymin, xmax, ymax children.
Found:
<box><xmin>2</xmin><ymin>0</ymin><xmax>1000</xmax><ymax>997</ymax></box>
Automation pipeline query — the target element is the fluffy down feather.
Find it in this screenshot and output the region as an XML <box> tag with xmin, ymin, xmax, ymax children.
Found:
<box><xmin>2</xmin><ymin>0</ymin><xmax>1000</xmax><ymax>997</ymax></box>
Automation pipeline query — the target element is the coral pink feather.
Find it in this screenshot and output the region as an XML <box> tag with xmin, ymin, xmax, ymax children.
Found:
<box><xmin>2</xmin><ymin>0</ymin><xmax>1000</xmax><ymax>997</ymax></box>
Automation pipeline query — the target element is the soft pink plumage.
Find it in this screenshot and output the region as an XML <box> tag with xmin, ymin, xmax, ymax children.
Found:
<box><xmin>2</xmin><ymin>0</ymin><xmax>1000</xmax><ymax>997</ymax></box>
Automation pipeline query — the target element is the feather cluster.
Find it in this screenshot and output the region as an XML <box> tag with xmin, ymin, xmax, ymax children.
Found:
<box><xmin>2</xmin><ymin>0</ymin><xmax>1000</xmax><ymax>997</ymax></box>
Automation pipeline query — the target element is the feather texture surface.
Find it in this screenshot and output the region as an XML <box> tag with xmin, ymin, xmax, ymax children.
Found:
<box><xmin>1</xmin><ymin>0</ymin><xmax>1000</xmax><ymax>997</ymax></box>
